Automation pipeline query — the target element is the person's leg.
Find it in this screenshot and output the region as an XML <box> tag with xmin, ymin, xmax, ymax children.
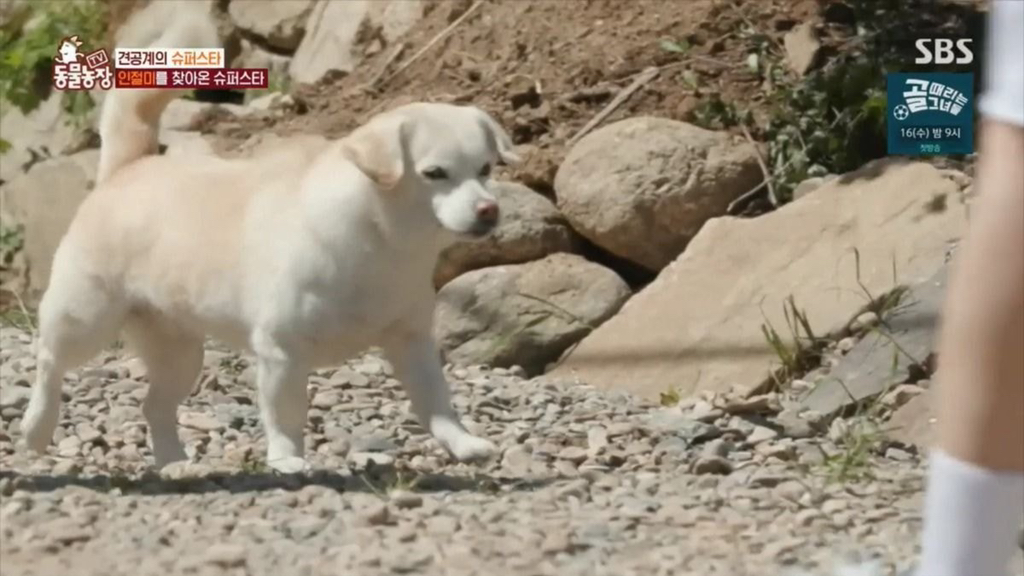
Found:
<box><xmin>915</xmin><ymin>118</ymin><xmax>1024</xmax><ymax>576</ymax></box>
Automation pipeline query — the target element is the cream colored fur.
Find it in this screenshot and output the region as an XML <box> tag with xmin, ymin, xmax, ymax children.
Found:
<box><xmin>21</xmin><ymin>4</ymin><xmax>518</xmax><ymax>473</ymax></box>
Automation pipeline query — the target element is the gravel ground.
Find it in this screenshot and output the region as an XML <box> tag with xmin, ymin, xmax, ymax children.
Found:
<box><xmin>1</xmin><ymin>326</ymin><xmax>1022</xmax><ymax>576</ymax></box>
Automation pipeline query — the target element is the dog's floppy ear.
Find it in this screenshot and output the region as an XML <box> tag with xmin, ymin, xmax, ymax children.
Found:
<box><xmin>340</xmin><ymin>113</ymin><xmax>410</xmax><ymax>190</ymax></box>
<box><xmin>474</xmin><ymin>108</ymin><xmax>520</xmax><ymax>165</ymax></box>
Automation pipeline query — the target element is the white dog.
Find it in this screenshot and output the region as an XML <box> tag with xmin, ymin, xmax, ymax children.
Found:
<box><xmin>20</xmin><ymin>4</ymin><xmax>517</xmax><ymax>473</ymax></box>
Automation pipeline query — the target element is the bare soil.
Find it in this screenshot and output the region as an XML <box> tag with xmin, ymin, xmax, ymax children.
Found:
<box><xmin>210</xmin><ymin>0</ymin><xmax>830</xmax><ymax>196</ymax></box>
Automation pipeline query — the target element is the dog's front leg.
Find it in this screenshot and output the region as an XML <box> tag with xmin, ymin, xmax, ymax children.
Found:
<box><xmin>384</xmin><ymin>333</ymin><xmax>497</xmax><ymax>463</ymax></box>
<box><xmin>253</xmin><ymin>333</ymin><xmax>311</xmax><ymax>474</ymax></box>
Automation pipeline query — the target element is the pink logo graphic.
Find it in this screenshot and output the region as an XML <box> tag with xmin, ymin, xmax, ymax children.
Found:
<box><xmin>52</xmin><ymin>35</ymin><xmax>114</xmax><ymax>91</ymax></box>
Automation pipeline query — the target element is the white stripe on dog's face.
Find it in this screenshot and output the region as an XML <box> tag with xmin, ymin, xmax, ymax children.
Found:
<box><xmin>430</xmin><ymin>176</ymin><xmax>498</xmax><ymax>238</ymax></box>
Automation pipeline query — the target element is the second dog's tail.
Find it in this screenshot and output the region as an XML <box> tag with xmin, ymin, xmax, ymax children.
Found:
<box><xmin>95</xmin><ymin>1</ymin><xmax>221</xmax><ymax>185</ymax></box>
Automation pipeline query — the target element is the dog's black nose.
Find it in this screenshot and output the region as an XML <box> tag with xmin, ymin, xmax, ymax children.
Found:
<box><xmin>475</xmin><ymin>200</ymin><xmax>499</xmax><ymax>224</ymax></box>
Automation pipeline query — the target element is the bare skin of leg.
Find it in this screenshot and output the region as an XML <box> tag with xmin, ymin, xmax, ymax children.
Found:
<box><xmin>933</xmin><ymin>118</ymin><xmax>1024</xmax><ymax>472</ymax></box>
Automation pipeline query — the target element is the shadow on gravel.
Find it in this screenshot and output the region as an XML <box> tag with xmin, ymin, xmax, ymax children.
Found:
<box><xmin>0</xmin><ymin>466</ymin><xmax>556</xmax><ymax>497</ymax></box>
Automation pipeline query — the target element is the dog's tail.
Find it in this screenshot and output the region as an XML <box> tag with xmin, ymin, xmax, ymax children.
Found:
<box><xmin>95</xmin><ymin>1</ymin><xmax>221</xmax><ymax>185</ymax></box>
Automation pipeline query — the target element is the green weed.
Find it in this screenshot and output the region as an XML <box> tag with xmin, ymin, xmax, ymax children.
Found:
<box><xmin>0</xmin><ymin>0</ymin><xmax>108</xmax><ymax>151</ymax></box>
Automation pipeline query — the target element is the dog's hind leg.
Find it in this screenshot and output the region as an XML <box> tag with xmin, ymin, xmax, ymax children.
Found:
<box><xmin>123</xmin><ymin>316</ymin><xmax>204</xmax><ymax>468</ymax></box>
<box><xmin>21</xmin><ymin>267</ymin><xmax>127</xmax><ymax>453</ymax></box>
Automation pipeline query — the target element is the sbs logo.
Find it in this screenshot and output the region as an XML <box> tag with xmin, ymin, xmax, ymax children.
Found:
<box><xmin>914</xmin><ymin>38</ymin><xmax>974</xmax><ymax>65</ymax></box>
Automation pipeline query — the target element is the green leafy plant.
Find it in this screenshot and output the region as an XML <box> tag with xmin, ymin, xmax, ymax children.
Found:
<box><xmin>760</xmin><ymin>295</ymin><xmax>824</xmax><ymax>390</ymax></box>
<box><xmin>691</xmin><ymin>93</ymin><xmax>745</xmax><ymax>131</ymax></box>
<box><xmin>0</xmin><ymin>0</ymin><xmax>109</xmax><ymax>151</ymax></box>
<box><xmin>0</xmin><ymin>304</ymin><xmax>35</xmax><ymax>331</ymax></box>
<box><xmin>659</xmin><ymin>39</ymin><xmax>691</xmax><ymax>55</ymax></box>
<box><xmin>0</xmin><ymin>224</ymin><xmax>24</xmax><ymax>266</ymax></box>
<box><xmin>818</xmin><ymin>379</ymin><xmax>901</xmax><ymax>484</ymax></box>
<box><xmin>240</xmin><ymin>454</ymin><xmax>268</xmax><ymax>475</ymax></box>
<box><xmin>822</xmin><ymin>415</ymin><xmax>885</xmax><ymax>484</ymax></box>
<box><xmin>717</xmin><ymin>0</ymin><xmax>977</xmax><ymax>205</ymax></box>
<box><xmin>762</xmin><ymin>58</ymin><xmax>890</xmax><ymax>202</ymax></box>
<box><xmin>659</xmin><ymin>386</ymin><xmax>681</xmax><ymax>407</ymax></box>
<box><xmin>218</xmin><ymin>355</ymin><xmax>249</xmax><ymax>375</ymax></box>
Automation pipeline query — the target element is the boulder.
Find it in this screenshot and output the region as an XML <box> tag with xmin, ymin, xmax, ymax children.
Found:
<box><xmin>791</xmin><ymin>174</ymin><xmax>836</xmax><ymax>201</ymax></box>
<box><xmin>161</xmin><ymin>130</ymin><xmax>218</xmax><ymax>157</ymax></box>
<box><xmin>886</xmin><ymin>389</ymin><xmax>936</xmax><ymax>447</ymax></box>
<box><xmin>783</xmin><ymin>22</ymin><xmax>822</xmax><ymax>77</ymax></box>
<box><xmin>228</xmin><ymin>0</ymin><xmax>314</xmax><ymax>51</ymax></box>
<box><xmin>0</xmin><ymin>1</ymin><xmax>32</xmax><ymax>35</ymax></box>
<box><xmin>290</xmin><ymin>0</ymin><xmax>425</xmax><ymax>84</ymax></box>
<box><xmin>234</xmin><ymin>39</ymin><xmax>292</xmax><ymax>96</ymax></box>
<box><xmin>549</xmin><ymin>159</ymin><xmax>968</xmax><ymax>401</ymax></box>
<box><xmin>160</xmin><ymin>100</ymin><xmax>253</xmax><ymax>134</ymax></box>
<box><xmin>435</xmin><ymin>253</ymin><xmax>631</xmax><ymax>376</ymax></box>
<box><xmin>247</xmin><ymin>92</ymin><xmax>296</xmax><ymax>113</ymax></box>
<box><xmin>0</xmin><ymin>94</ymin><xmax>81</xmax><ymax>184</ymax></box>
<box><xmin>162</xmin><ymin>99</ymin><xmax>217</xmax><ymax>132</ymax></box>
<box><xmin>434</xmin><ymin>182</ymin><xmax>579</xmax><ymax>288</ymax></box>
<box><xmin>554</xmin><ymin>117</ymin><xmax>762</xmax><ymax>271</ymax></box>
<box><xmin>158</xmin><ymin>100</ymin><xmax>240</xmax><ymax>156</ymax></box>
<box><xmin>2</xmin><ymin>150</ymin><xmax>100</xmax><ymax>294</ymax></box>
<box><xmin>798</xmin><ymin>265</ymin><xmax>948</xmax><ymax>416</ymax></box>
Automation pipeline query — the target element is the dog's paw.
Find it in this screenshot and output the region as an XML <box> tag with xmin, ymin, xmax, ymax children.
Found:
<box><xmin>158</xmin><ymin>461</ymin><xmax>209</xmax><ymax>479</ymax></box>
<box><xmin>17</xmin><ymin>435</ymin><xmax>49</xmax><ymax>455</ymax></box>
<box><xmin>448</xmin><ymin>435</ymin><xmax>497</xmax><ymax>463</ymax></box>
<box><xmin>267</xmin><ymin>456</ymin><xmax>312</xmax><ymax>475</ymax></box>
<box><xmin>20</xmin><ymin>414</ymin><xmax>55</xmax><ymax>454</ymax></box>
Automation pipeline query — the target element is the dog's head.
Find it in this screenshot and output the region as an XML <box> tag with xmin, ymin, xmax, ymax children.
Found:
<box><xmin>340</xmin><ymin>102</ymin><xmax>519</xmax><ymax>239</ymax></box>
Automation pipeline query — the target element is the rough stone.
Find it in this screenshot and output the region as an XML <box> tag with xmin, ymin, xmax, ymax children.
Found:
<box><xmin>435</xmin><ymin>253</ymin><xmax>630</xmax><ymax>375</ymax></box>
<box><xmin>228</xmin><ymin>0</ymin><xmax>314</xmax><ymax>51</ymax></box>
<box><xmin>783</xmin><ymin>22</ymin><xmax>822</xmax><ymax>76</ymax></box>
<box><xmin>554</xmin><ymin>116</ymin><xmax>762</xmax><ymax>270</ymax></box>
<box><xmin>1</xmin><ymin>150</ymin><xmax>100</xmax><ymax>293</ymax></box>
<box><xmin>885</xmin><ymin>389</ymin><xmax>936</xmax><ymax>448</ymax></box>
<box><xmin>290</xmin><ymin>0</ymin><xmax>424</xmax><ymax>84</ymax></box>
<box><xmin>800</xmin><ymin>265</ymin><xmax>947</xmax><ymax>416</ymax></box>
<box><xmin>552</xmin><ymin>160</ymin><xmax>966</xmax><ymax>401</ymax></box>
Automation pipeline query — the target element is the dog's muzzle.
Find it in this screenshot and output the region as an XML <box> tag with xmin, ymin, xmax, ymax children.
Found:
<box><xmin>469</xmin><ymin>199</ymin><xmax>499</xmax><ymax>237</ymax></box>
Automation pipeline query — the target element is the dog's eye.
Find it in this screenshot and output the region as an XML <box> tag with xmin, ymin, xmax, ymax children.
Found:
<box><xmin>422</xmin><ymin>167</ymin><xmax>448</xmax><ymax>180</ymax></box>
<box><xmin>479</xmin><ymin>164</ymin><xmax>492</xmax><ymax>178</ymax></box>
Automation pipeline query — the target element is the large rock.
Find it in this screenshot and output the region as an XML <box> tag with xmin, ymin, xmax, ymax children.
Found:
<box><xmin>435</xmin><ymin>253</ymin><xmax>631</xmax><ymax>376</ymax></box>
<box><xmin>0</xmin><ymin>94</ymin><xmax>81</xmax><ymax>184</ymax></box>
<box><xmin>549</xmin><ymin>159</ymin><xmax>968</xmax><ymax>401</ymax></box>
<box><xmin>886</xmin><ymin>389</ymin><xmax>936</xmax><ymax>447</ymax></box>
<box><xmin>783</xmin><ymin>22</ymin><xmax>822</xmax><ymax>76</ymax></box>
<box><xmin>290</xmin><ymin>0</ymin><xmax>425</xmax><ymax>84</ymax></box>
<box><xmin>434</xmin><ymin>182</ymin><xmax>579</xmax><ymax>288</ymax></box>
<box><xmin>2</xmin><ymin>150</ymin><xmax>99</xmax><ymax>294</ymax></box>
<box><xmin>162</xmin><ymin>99</ymin><xmax>218</xmax><ymax>132</ymax></box>
<box><xmin>554</xmin><ymin>117</ymin><xmax>762</xmax><ymax>271</ymax></box>
<box><xmin>0</xmin><ymin>0</ymin><xmax>32</xmax><ymax>35</ymax></box>
<box><xmin>161</xmin><ymin>130</ymin><xmax>217</xmax><ymax>157</ymax></box>
<box><xmin>228</xmin><ymin>0</ymin><xmax>314</xmax><ymax>51</ymax></box>
<box><xmin>158</xmin><ymin>100</ymin><xmax>241</xmax><ymax>157</ymax></box>
<box><xmin>798</xmin><ymin>265</ymin><xmax>948</xmax><ymax>416</ymax></box>
<box><xmin>234</xmin><ymin>39</ymin><xmax>292</xmax><ymax>90</ymax></box>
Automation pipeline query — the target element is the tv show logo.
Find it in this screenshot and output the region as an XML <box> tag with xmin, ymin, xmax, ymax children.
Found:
<box><xmin>52</xmin><ymin>35</ymin><xmax>115</xmax><ymax>91</ymax></box>
<box><xmin>913</xmin><ymin>38</ymin><xmax>974</xmax><ymax>65</ymax></box>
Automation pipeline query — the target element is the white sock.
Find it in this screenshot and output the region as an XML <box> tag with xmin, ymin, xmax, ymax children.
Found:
<box><xmin>916</xmin><ymin>449</ymin><xmax>1024</xmax><ymax>576</ymax></box>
